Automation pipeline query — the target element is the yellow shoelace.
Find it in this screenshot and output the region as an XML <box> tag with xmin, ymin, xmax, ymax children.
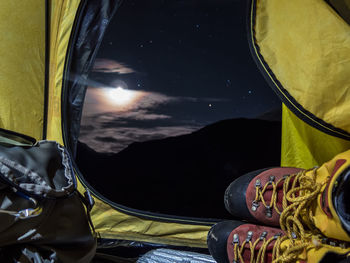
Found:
<box><xmin>234</xmin><ymin>169</ymin><xmax>323</xmax><ymax>262</ymax></box>
<box><xmin>232</xmin><ymin>231</ymin><xmax>284</xmax><ymax>263</ymax></box>
<box><xmin>252</xmin><ymin>174</ymin><xmax>285</xmax><ymax>216</ymax></box>
<box><xmin>275</xmin><ymin>168</ymin><xmax>322</xmax><ymax>262</ymax></box>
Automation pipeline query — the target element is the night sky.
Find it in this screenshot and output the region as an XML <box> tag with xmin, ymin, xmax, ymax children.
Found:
<box><xmin>79</xmin><ymin>0</ymin><xmax>281</xmax><ymax>153</ymax></box>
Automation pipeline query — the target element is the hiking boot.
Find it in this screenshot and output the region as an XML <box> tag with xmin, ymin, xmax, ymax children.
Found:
<box><xmin>208</xmin><ymin>220</ymin><xmax>284</xmax><ymax>263</ymax></box>
<box><xmin>225</xmin><ymin>150</ymin><xmax>350</xmax><ymax>242</ymax></box>
<box><xmin>207</xmin><ymin>220</ymin><xmax>350</xmax><ymax>263</ymax></box>
<box><xmin>224</xmin><ymin>167</ymin><xmax>303</xmax><ymax>226</ymax></box>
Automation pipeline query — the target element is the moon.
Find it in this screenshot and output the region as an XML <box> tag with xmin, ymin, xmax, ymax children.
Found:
<box><xmin>100</xmin><ymin>86</ymin><xmax>146</xmax><ymax>111</ymax></box>
<box><xmin>105</xmin><ymin>87</ymin><xmax>137</xmax><ymax>106</ymax></box>
<box><xmin>82</xmin><ymin>85</ymin><xmax>146</xmax><ymax>115</ymax></box>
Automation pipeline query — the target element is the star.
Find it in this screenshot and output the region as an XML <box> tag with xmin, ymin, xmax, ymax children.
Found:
<box><xmin>140</xmin><ymin>44</ymin><xmax>144</xmax><ymax>48</ymax></box>
<box><xmin>196</xmin><ymin>24</ymin><xmax>200</xmax><ymax>28</ymax></box>
<box><xmin>248</xmin><ymin>90</ymin><xmax>252</xmax><ymax>94</ymax></box>
<box><xmin>209</xmin><ymin>104</ymin><xmax>212</xmax><ymax>107</ymax></box>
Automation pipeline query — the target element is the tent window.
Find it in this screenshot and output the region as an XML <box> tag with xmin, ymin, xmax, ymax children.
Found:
<box><xmin>77</xmin><ymin>0</ymin><xmax>282</xmax><ymax>219</ymax></box>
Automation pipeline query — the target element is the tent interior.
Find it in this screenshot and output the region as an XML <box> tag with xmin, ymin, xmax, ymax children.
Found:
<box><xmin>75</xmin><ymin>0</ymin><xmax>283</xmax><ymax>220</ymax></box>
<box><xmin>1</xmin><ymin>0</ymin><xmax>350</xmax><ymax>261</ymax></box>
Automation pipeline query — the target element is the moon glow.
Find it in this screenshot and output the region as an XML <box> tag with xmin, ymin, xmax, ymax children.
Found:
<box><xmin>79</xmin><ymin>86</ymin><xmax>145</xmax><ymax>114</ymax></box>
<box><xmin>105</xmin><ymin>87</ymin><xmax>137</xmax><ymax>106</ymax></box>
<box><xmin>82</xmin><ymin>85</ymin><xmax>170</xmax><ymax>116</ymax></box>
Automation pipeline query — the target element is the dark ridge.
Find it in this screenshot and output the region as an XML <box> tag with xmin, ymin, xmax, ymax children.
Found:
<box><xmin>76</xmin><ymin>118</ymin><xmax>281</xmax><ymax>219</ymax></box>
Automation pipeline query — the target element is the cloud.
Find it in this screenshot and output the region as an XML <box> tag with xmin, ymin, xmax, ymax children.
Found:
<box><xmin>79</xmin><ymin>87</ymin><xmax>230</xmax><ymax>153</ymax></box>
<box><xmin>82</xmin><ymin>87</ymin><xmax>178</xmax><ymax>119</ymax></box>
<box><xmin>82</xmin><ymin>86</ymin><xmax>229</xmax><ymax>119</ymax></box>
<box><xmin>92</xmin><ymin>58</ymin><xmax>136</xmax><ymax>74</ymax></box>
<box><xmin>80</xmin><ymin>121</ymin><xmax>200</xmax><ymax>153</ymax></box>
<box><xmin>136</xmin><ymin>92</ymin><xmax>178</xmax><ymax>109</ymax></box>
<box><xmin>80</xmin><ymin>124</ymin><xmax>95</xmax><ymax>131</ymax></box>
<box><xmin>104</xmin><ymin>110</ymin><xmax>172</xmax><ymax>122</ymax></box>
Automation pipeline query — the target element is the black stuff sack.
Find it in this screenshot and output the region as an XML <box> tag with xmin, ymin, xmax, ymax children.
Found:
<box><xmin>0</xmin><ymin>140</ymin><xmax>96</xmax><ymax>262</ymax></box>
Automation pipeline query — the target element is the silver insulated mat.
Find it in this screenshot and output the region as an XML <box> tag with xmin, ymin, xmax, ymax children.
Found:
<box><xmin>137</xmin><ymin>248</ymin><xmax>216</xmax><ymax>263</ymax></box>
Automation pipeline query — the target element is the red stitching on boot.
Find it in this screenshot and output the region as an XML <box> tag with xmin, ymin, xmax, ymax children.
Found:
<box><xmin>320</xmin><ymin>159</ymin><xmax>346</xmax><ymax>218</ymax></box>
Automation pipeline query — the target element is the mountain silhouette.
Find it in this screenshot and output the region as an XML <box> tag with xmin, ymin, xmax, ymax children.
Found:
<box><xmin>76</xmin><ymin>118</ymin><xmax>281</xmax><ymax>219</ymax></box>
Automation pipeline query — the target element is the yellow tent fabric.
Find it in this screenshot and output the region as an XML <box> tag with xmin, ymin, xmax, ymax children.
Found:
<box><xmin>90</xmin><ymin>201</ymin><xmax>210</xmax><ymax>247</ymax></box>
<box><xmin>0</xmin><ymin>1</ymin><xmax>45</xmax><ymax>140</ymax></box>
<box><xmin>251</xmin><ymin>0</ymin><xmax>350</xmax><ymax>139</ymax></box>
<box><xmin>47</xmin><ymin>0</ymin><xmax>82</xmax><ymax>145</ymax></box>
<box><xmin>281</xmin><ymin>104</ymin><xmax>350</xmax><ymax>169</ymax></box>
<box><xmin>250</xmin><ymin>0</ymin><xmax>350</xmax><ymax>169</ymax></box>
<box><xmin>45</xmin><ymin>0</ymin><xmax>211</xmax><ymax>248</ymax></box>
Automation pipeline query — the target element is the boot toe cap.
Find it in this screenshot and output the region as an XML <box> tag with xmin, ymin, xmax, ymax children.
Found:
<box><xmin>207</xmin><ymin>220</ymin><xmax>244</xmax><ymax>263</ymax></box>
<box><xmin>224</xmin><ymin>168</ymin><xmax>270</xmax><ymax>222</ymax></box>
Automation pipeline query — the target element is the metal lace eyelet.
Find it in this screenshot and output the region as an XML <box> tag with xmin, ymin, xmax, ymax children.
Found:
<box><xmin>251</xmin><ymin>200</ymin><xmax>260</xmax><ymax>212</ymax></box>
<box><xmin>321</xmin><ymin>237</ymin><xmax>328</xmax><ymax>244</ymax></box>
<box><xmin>329</xmin><ymin>241</ymin><xmax>337</xmax><ymax>247</ymax></box>
<box><xmin>340</xmin><ymin>243</ymin><xmax>347</xmax><ymax>249</ymax></box>
<box><xmin>246</xmin><ymin>231</ymin><xmax>253</xmax><ymax>242</ymax></box>
<box><xmin>274</xmin><ymin>233</ymin><xmax>282</xmax><ymax>239</ymax></box>
<box><xmin>233</xmin><ymin>233</ymin><xmax>239</xmax><ymax>244</ymax></box>
<box><xmin>268</xmin><ymin>176</ymin><xmax>275</xmax><ymax>184</ymax></box>
<box><xmin>265</xmin><ymin>205</ymin><xmax>272</xmax><ymax>218</ymax></box>
<box><xmin>255</xmin><ymin>179</ymin><xmax>261</xmax><ymax>188</ymax></box>
<box><xmin>260</xmin><ymin>231</ymin><xmax>268</xmax><ymax>240</ymax></box>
